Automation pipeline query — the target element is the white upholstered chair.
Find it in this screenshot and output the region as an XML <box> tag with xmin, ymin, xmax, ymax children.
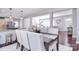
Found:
<box><xmin>20</xmin><ymin>30</ymin><xmax>30</xmax><ymax>51</ymax></box>
<box><xmin>40</xmin><ymin>27</ymin><xmax>48</xmax><ymax>33</ymax></box>
<box><xmin>15</xmin><ymin>30</ymin><xmax>22</xmax><ymax>49</ymax></box>
<box><xmin>27</xmin><ymin>32</ymin><xmax>45</xmax><ymax>51</ymax></box>
<box><xmin>47</xmin><ymin>27</ymin><xmax>58</xmax><ymax>35</ymax></box>
<box><xmin>45</xmin><ymin>27</ymin><xmax>59</xmax><ymax>51</ymax></box>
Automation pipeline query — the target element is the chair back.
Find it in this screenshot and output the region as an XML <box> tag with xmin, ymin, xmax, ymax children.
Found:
<box><xmin>20</xmin><ymin>30</ymin><xmax>30</xmax><ymax>50</ymax></box>
<box><xmin>48</xmin><ymin>28</ymin><xmax>58</xmax><ymax>35</ymax></box>
<box><xmin>15</xmin><ymin>30</ymin><xmax>22</xmax><ymax>45</ymax></box>
<box><xmin>28</xmin><ymin>32</ymin><xmax>45</xmax><ymax>51</ymax></box>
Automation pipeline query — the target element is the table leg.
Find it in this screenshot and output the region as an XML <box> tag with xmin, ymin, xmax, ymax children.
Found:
<box><xmin>21</xmin><ymin>45</ymin><xmax>24</xmax><ymax>51</ymax></box>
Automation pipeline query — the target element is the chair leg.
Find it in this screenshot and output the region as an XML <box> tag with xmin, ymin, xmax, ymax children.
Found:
<box><xmin>16</xmin><ymin>42</ymin><xmax>20</xmax><ymax>49</ymax></box>
<box><xmin>21</xmin><ymin>45</ymin><xmax>24</xmax><ymax>51</ymax></box>
<box><xmin>44</xmin><ymin>42</ymin><xmax>49</xmax><ymax>51</ymax></box>
<box><xmin>56</xmin><ymin>43</ymin><xmax>59</xmax><ymax>51</ymax></box>
<box><xmin>28</xmin><ymin>50</ymin><xmax>31</xmax><ymax>51</ymax></box>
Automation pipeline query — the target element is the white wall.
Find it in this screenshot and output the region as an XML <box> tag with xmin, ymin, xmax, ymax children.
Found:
<box><xmin>72</xmin><ymin>8</ymin><xmax>77</xmax><ymax>38</ymax></box>
<box><xmin>77</xmin><ymin>9</ymin><xmax>79</xmax><ymax>43</ymax></box>
<box><xmin>24</xmin><ymin>18</ymin><xmax>30</xmax><ymax>30</ymax></box>
<box><xmin>19</xmin><ymin>18</ymin><xmax>24</xmax><ymax>29</ymax></box>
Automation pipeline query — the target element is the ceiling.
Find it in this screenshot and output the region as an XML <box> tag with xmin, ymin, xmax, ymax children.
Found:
<box><xmin>0</xmin><ymin>8</ymin><xmax>71</xmax><ymax>19</ymax></box>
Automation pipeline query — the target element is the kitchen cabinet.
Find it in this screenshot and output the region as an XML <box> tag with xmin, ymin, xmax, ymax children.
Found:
<box><xmin>0</xmin><ymin>30</ymin><xmax>16</xmax><ymax>45</ymax></box>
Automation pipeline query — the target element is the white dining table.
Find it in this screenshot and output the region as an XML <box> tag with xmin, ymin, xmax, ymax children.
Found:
<box><xmin>41</xmin><ymin>33</ymin><xmax>58</xmax><ymax>51</ymax></box>
<box><xmin>41</xmin><ymin>33</ymin><xmax>58</xmax><ymax>43</ymax></box>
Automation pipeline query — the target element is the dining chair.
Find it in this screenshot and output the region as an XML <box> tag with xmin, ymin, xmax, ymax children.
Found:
<box><xmin>20</xmin><ymin>30</ymin><xmax>30</xmax><ymax>51</ymax></box>
<box><xmin>47</xmin><ymin>27</ymin><xmax>58</xmax><ymax>35</ymax></box>
<box><xmin>46</xmin><ymin>27</ymin><xmax>59</xmax><ymax>51</ymax></box>
<box><xmin>27</xmin><ymin>32</ymin><xmax>45</xmax><ymax>51</ymax></box>
<box><xmin>15</xmin><ymin>30</ymin><xmax>22</xmax><ymax>50</ymax></box>
<box><xmin>40</xmin><ymin>27</ymin><xmax>48</xmax><ymax>33</ymax></box>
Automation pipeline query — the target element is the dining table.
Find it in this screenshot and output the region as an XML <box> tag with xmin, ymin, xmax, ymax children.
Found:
<box><xmin>39</xmin><ymin>32</ymin><xmax>59</xmax><ymax>51</ymax></box>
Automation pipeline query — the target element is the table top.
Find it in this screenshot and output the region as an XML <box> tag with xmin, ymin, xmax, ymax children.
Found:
<box><xmin>43</xmin><ymin>34</ymin><xmax>57</xmax><ymax>39</ymax></box>
<box><xmin>41</xmin><ymin>34</ymin><xmax>58</xmax><ymax>43</ymax></box>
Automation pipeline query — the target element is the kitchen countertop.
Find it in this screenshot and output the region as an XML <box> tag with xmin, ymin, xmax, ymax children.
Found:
<box><xmin>0</xmin><ymin>29</ymin><xmax>16</xmax><ymax>32</ymax></box>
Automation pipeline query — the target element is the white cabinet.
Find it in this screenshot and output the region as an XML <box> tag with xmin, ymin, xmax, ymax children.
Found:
<box><xmin>0</xmin><ymin>32</ymin><xmax>5</xmax><ymax>44</ymax></box>
<box><xmin>0</xmin><ymin>30</ymin><xmax>16</xmax><ymax>44</ymax></box>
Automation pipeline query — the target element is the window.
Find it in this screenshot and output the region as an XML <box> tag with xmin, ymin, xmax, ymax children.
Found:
<box><xmin>24</xmin><ymin>18</ymin><xmax>30</xmax><ymax>29</ymax></box>
<box><xmin>53</xmin><ymin>9</ymin><xmax>72</xmax><ymax>17</ymax></box>
<box><xmin>39</xmin><ymin>19</ymin><xmax>50</xmax><ymax>27</ymax></box>
<box><xmin>65</xmin><ymin>18</ymin><xmax>72</xmax><ymax>27</ymax></box>
<box><xmin>53</xmin><ymin>9</ymin><xmax>72</xmax><ymax>27</ymax></box>
<box><xmin>53</xmin><ymin>18</ymin><xmax>62</xmax><ymax>27</ymax></box>
<box><xmin>32</xmin><ymin>14</ymin><xmax>50</xmax><ymax>27</ymax></box>
<box><xmin>32</xmin><ymin>17</ymin><xmax>40</xmax><ymax>27</ymax></box>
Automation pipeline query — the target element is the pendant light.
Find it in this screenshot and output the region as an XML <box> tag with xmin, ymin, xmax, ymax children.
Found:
<box><xmin>20</xmin><ymin>10</ymin><xmax>24</xmax><ymax>20</ymax></box>
<box><xmin>20</xmin><ymin>10</ymin><xmax>24</xmax><ymax>29</ymax></box>
<box><xmin>9</xmin><ymin>8</ymin><xmax>13</xmax><ymax>21</ymax></box>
